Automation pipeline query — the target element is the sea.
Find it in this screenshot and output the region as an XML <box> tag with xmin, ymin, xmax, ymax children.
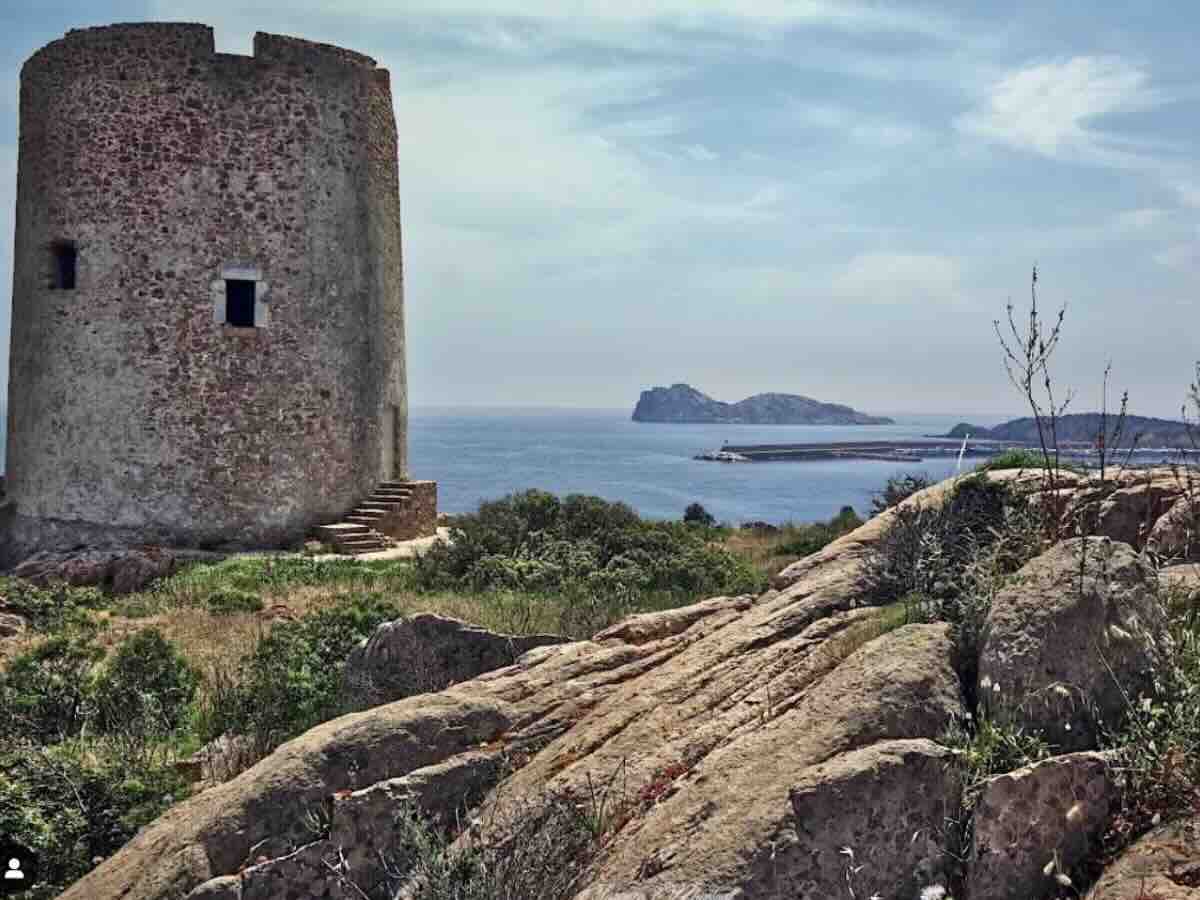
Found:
<box><xmin>410</xmin><ymin>408</ymin><xmax>1011</xmax><ymax>525</ymax></box>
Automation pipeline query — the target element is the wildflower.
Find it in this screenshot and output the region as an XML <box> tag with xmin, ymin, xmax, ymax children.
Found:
<box><xmin>1043</xmin><ymin>859</ymin><xmax>1056</xmax><ymax>876</ymax></box>
<box><xmin>840</xmin><ymin>846</ymin><xmax>855</xmax><ymax>859</ymax></box>
<box><xmin>920</xmin><ymin>886</ymin><xmax>947</xmax><ymax>900</ymax></box>
<box><xmin>1065</xmin><ymin>802</ymin><xmax>1083</xmax><ymax>824</ymax></box>
<box><xmin>1055</xmin><ymin>873</ymin><xmax>1072</xmax><ymax>887</ymax></box>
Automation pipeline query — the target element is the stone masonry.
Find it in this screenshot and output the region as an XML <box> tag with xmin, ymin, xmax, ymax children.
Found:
<box><xmin>4</xmin><ymin>24</ymin><xmax>431</xmax><ymax>561</ymax></box>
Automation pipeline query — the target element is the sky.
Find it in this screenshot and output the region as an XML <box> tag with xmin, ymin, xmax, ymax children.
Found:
<box><xmin>1</xmin><ymin>1</ymin><xmax>1198</xmax><ymax>418</ymax></box>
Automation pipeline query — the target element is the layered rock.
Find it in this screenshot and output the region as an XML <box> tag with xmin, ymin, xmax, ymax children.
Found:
<box><xmin>56</xmin><ymin>468</ymin><xmax>1200</xmax><ymax>900</ymax></box>
<box><xmin>61</xmin><ymin>517</ymin><xmax>963</xmax><ymax>900</ymax></box>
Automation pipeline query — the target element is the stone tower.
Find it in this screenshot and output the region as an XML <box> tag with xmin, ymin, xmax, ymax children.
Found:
<box><xmin>4</xmin><ymin>23</ymin><xmax>414</xmax><ymax>560</ymax></box>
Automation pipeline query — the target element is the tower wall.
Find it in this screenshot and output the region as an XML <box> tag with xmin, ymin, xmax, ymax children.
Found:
<box><xmin>4</xmin><ymin>23</ymin><xmax>407</xmax><ymax>559</ymax></box>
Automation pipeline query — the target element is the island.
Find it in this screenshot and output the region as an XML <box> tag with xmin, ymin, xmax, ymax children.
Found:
<box><xmin>943</xmin><ymin>414</ymin><xmax>1195</xmax><ymax>448</ymax></box>
<box><xmin>632</xmin><ymin>384</ymin><xmax>894</xmax><ymax>425</ymax></box>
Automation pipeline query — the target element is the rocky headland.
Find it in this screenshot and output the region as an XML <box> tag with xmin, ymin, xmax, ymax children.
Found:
<box><xmin>946</xmin><ymin>413</ymin><xmax>1195</xmax><ymax>448</ymax></box>
<box><xmin>632</xmin><ymin>383</ymin><xmax>894</xmax><ymax>425</ymax></box>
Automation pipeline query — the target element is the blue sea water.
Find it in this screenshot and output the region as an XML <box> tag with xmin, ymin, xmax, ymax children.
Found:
<box><xmin>409</xmin><ymin>407</ymin><xmax>1009</xmax><ymax>525</ymax></box>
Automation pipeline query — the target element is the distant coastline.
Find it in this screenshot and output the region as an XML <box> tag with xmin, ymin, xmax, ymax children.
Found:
<box><xmin>632</xmin><ymin>383</ymin><xmax>893</xmax><ymax>425</ymax></box>
<box><xmin>942</xmin><ymin>413</ymin><xmax>1195</xmax><ymax>449</ymax></box>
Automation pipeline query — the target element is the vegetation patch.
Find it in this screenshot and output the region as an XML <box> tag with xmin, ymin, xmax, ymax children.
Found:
<box><xmin>413</xmin><ymin>490</ymin><xmax>765</xmax><ymax>606</ymax></box>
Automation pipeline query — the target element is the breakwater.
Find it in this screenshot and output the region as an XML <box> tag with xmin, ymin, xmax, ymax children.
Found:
<box><xmin>698</xmin><ymin>439</ymin><xmax>1006</xmax><ymax>463</ymax></box>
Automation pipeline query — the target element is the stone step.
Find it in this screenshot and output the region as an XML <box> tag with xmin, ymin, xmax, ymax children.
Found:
<box><xmin>377</xmin><ymin>480</ymin><xmax>411</xmax><ymax>489</ymax></box>
<box><xmin>345</xmin><ymin>514</ymin><xmax>383</xmax><ymax>525</ymax></box>
<box><xmin>372</xmin><ymin>487</ymin><xmax>411</xmax><ymax>496</ymax></box>
<box><xmin>317</xmin><ymin>522</ymin><xmax>369</xmax><ymax>537</ymax></box>
<box><xmin>336</xmin><ymin>539</ymin><xmax>391</xmax><ymax>553</ymax></box>
<box><xmin>368</xmin><ymin>493</ymin><xmax>409</xmax><ymax>503</ymax></box>
<box><xmin>357</xmin><ymin>502</ymin><xmax>399</xmax><ymax>512</ymax></box>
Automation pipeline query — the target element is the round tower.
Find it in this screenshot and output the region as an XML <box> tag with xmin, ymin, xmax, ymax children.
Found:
<box><xmin>4</xmin><ymin>23</ymin><xmax>408</xmax><ymax>558</ymax></box>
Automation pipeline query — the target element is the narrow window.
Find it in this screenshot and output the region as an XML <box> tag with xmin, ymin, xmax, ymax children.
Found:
<box><xmin>225</xmin><ymin>279</ymin><xmax>256</xmax><ymax>327</ymax></box>
<box><xmin>51</xmin><ymin>241</ymin><xmax>77</xmax><ymax>290</ymax></box>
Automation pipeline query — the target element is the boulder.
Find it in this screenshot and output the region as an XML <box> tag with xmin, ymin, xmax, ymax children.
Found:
<box><xmin>778</xmin><ymin>739</ymin><xmax>962</xmax><ymax>900</ymax></box>
<box><xmin>978</xmin><ymin>537</ymin><xmax>1170</xmax><ymax>751</ymax></box>
<box><xmin>1147</xmin><ymin>492</ymin><xmax>1200</xmax><ymax>562</ymax></box>
<box><xmin>1093</xmin><ymin>475</ymin><xmax>1185</xmax><ymax>548</ymax></box>
<box><xmin>1086</xmin><ymin>816</ymin><xmax>1200</xmax><ymax>899</ymax></box>
<box><xmin>10</xmin><ymin>546</ymin><xmax>220</xmax><ymax>594</ymax></box>
<box><xmin>968</xmin><ymin>752</ymin><xmax>1114</xmax><ymax>900</ymax></box>
<box><xmin>0</xmin><ymin>611</ymin><xmax>26</xmax><ymax>639</ymax></box>
<box><xmin>342</xmin><ymin>613</ymin><xmax>569</xmax><ymax>706</ymax></box>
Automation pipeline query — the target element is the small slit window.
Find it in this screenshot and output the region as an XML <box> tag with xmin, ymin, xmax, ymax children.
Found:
<box><xmin>51</xmin><ymin>241</ymin><xmax>77</xmax><ymax>290</ymax></box>
<box><xmin>225</xmin><ymin>279</ymin><xmax>256</xmax><ymax>327</ymax></box>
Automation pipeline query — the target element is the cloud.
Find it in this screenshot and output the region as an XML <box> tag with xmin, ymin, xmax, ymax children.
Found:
<box><xmin>682</xmin><ymin>143</ymin><xmax>718</xmax><ymax>162</ymax></box>
<box><xmin>832</xmin><ymin>252</ymin><xmax>964</xmax><ymax>305</ymax></box>
<box><xmin>273</xmin><ymin>0</ymin><xmax>953</xmax><ymax>38</ymax></box>
<box><xmin>1154</xmin><ymin>242</ymin><xmax>1199</xmax><ymax>272</ymax></box>
<box><xmin>1113</xmin><ymin>208</ymin><xmax>1167</xmax><ymax>230</ymax></box>
<box><xmin>1172</xmin><ymin>180</ymin><xmax>1200</xmax><ymax>209</ymax></box>
<box><xmin>789</xmin><ymin>101</ymin><xmax>930</xmax><ymax>148</ymax></box>
<box><xmin>957</xmin><ymin>56</ymin><xmax>1163</xmax><ymax>166</ymax></box>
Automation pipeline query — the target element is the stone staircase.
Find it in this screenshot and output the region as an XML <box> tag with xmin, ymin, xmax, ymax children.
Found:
<box><xmin>314</xmin><ymin>481</ymin><xmax>414</xmax><ymax>555</ymax></box>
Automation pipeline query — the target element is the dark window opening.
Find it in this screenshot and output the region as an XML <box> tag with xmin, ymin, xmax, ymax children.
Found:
<box><xmin>51</xmin><ymin>242</ymin><xmax>77</xmax><ymax>290</ymax></box>
<box><xmin>225</xmin><ymin>279</ymin><xmax>256</xmax><ymax>327</ymax></box>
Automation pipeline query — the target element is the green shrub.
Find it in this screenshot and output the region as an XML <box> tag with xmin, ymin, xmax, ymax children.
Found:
<box><xmin>0</xmin><ymin>579</ymin><xmax>104</xmax><ymax>631</ymax></box>
<box><xmin>0</xmin><ymin>739</ymin><xmax>185</xmax><ymax>899</ymax></box>
<box><xmin>198</xmin><ymin>594</ymin><xmax>401</xmax><ymax>758</ymax></box>
<box><xmin>0</xmin><ymin>632</ymin><xmax>104</xmax><ymax>743</ymax></box>
<box><xmin>93</xmin><ymin>629</ymin><xmax>199</xmax><ymax>739</ymax></box>
<box><xmin>1104</xmin><ymin>582</ymin><xmax>1200</xmax><ymax>847</ymax></box>
<box><xmin>775</xmin><ymin>506</ymin><xmax>863</xmax><ymax>558</ymax></box>
<box><xmin>204</xmin><ymin>588</ymin><xmax>264</xmax><ymax>615</ymax></box>
<box><xmin>369</xmin><ymin>795</ymin><xmax>593</xmax><ymax>900</ymax></box>
<box><xmin>863</xmin><ymin>475</ymin><xmax>1012</xmax><ymax>606</ymax></box>
<box><xmin>682</xmin><ymin>502</ymin><xmax>716</xmax><ymax>527</ymax></box>
<box><xmin>869</xmin><ymin>473</ymin><xmax>932</xmax><ymax>515</ymax></box>
<box><xmin>413</xmin><ymin>490</ymin><xmax>763</xmax><ymax>602</ymax></box>
<box><xmin>977</xmin><ymin>448</ymin><xmax>1084</xmax><ymax>473</ymax></box>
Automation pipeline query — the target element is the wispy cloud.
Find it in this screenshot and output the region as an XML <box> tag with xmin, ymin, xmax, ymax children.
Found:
<box><xmin>832</xmin><ymin>252</ymin><xmax>964</xmax><ymax>305</ymax></box>
<box><xmin>1114</xmin><ymin>208</ymin><xmax>1168</xmax><ymax>230</ymax></box>
<box><xmin>957</xmin><ymin>56</ymin><xmax>1164</xmax><ymax>166</ymax></box>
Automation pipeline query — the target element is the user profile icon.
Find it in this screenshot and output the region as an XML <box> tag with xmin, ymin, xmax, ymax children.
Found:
<box><xmin>0</xmin><ymin>841</ymin><xmax>37</xmax><ymax>896</ymax></box>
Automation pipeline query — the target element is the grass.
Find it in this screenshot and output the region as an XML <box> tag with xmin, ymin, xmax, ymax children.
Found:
<box><xmin>0</xmin><ymin>489</ymin><xmax>877</xmax><ymax>898</ymax></box>
<box><xmin>977</xmin><ymin>448</ymin><xmax>1085</xmax><ymax>474</ymax></box>
<box><xmin>720</xmin><ymin>506</ymin><xmax>863</xmax><ymax>581</ymax></box>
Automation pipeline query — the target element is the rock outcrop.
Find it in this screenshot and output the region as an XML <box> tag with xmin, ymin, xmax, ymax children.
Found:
<box><xmin>978</xmin><ymin>537</ymin><xmax>1170</xmax><ymax>752</ymax></box>
<box><xmin>342</xmin><ymin>612</ymin><xmax>567</xmax><ymax>706</ymax></box>
<box><xmin>1087</xmin><ymin>816</ymin><xmax>1200</xmax><ymax>899</ymax></box>
<box><xmin>631</xmin><ymin>383</ymin><xmax>893</xmax><ymax>424</ymax></box>
<box><xmin>62</xmin><ymin>505</ymin><xmax>963</xmax><ymax>900</ymax></box>
<box><xmin>56</xmin><ymin>468</ymin><xmax>1200</xmax><ymax>900</ymax></box>
<box><xmin>969</xmin><ymin>752</ymin><xmax>1114</xmax><ymax>900</ymax></box>
<box><xmin>10</xmin><ymin>546</ymin><xmax>222</xmax><ymax>593</ymax></box>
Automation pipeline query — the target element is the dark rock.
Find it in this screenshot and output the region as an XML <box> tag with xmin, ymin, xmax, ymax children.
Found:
<box><xmin>10</xmin><ymin>546</ymin><xmax>221</xmax><ymax>594</ymax></box>
<box><xmin>342</xmin><ymin>613</ymin><xmax>568</xmax><ymax>707</ymax></box>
